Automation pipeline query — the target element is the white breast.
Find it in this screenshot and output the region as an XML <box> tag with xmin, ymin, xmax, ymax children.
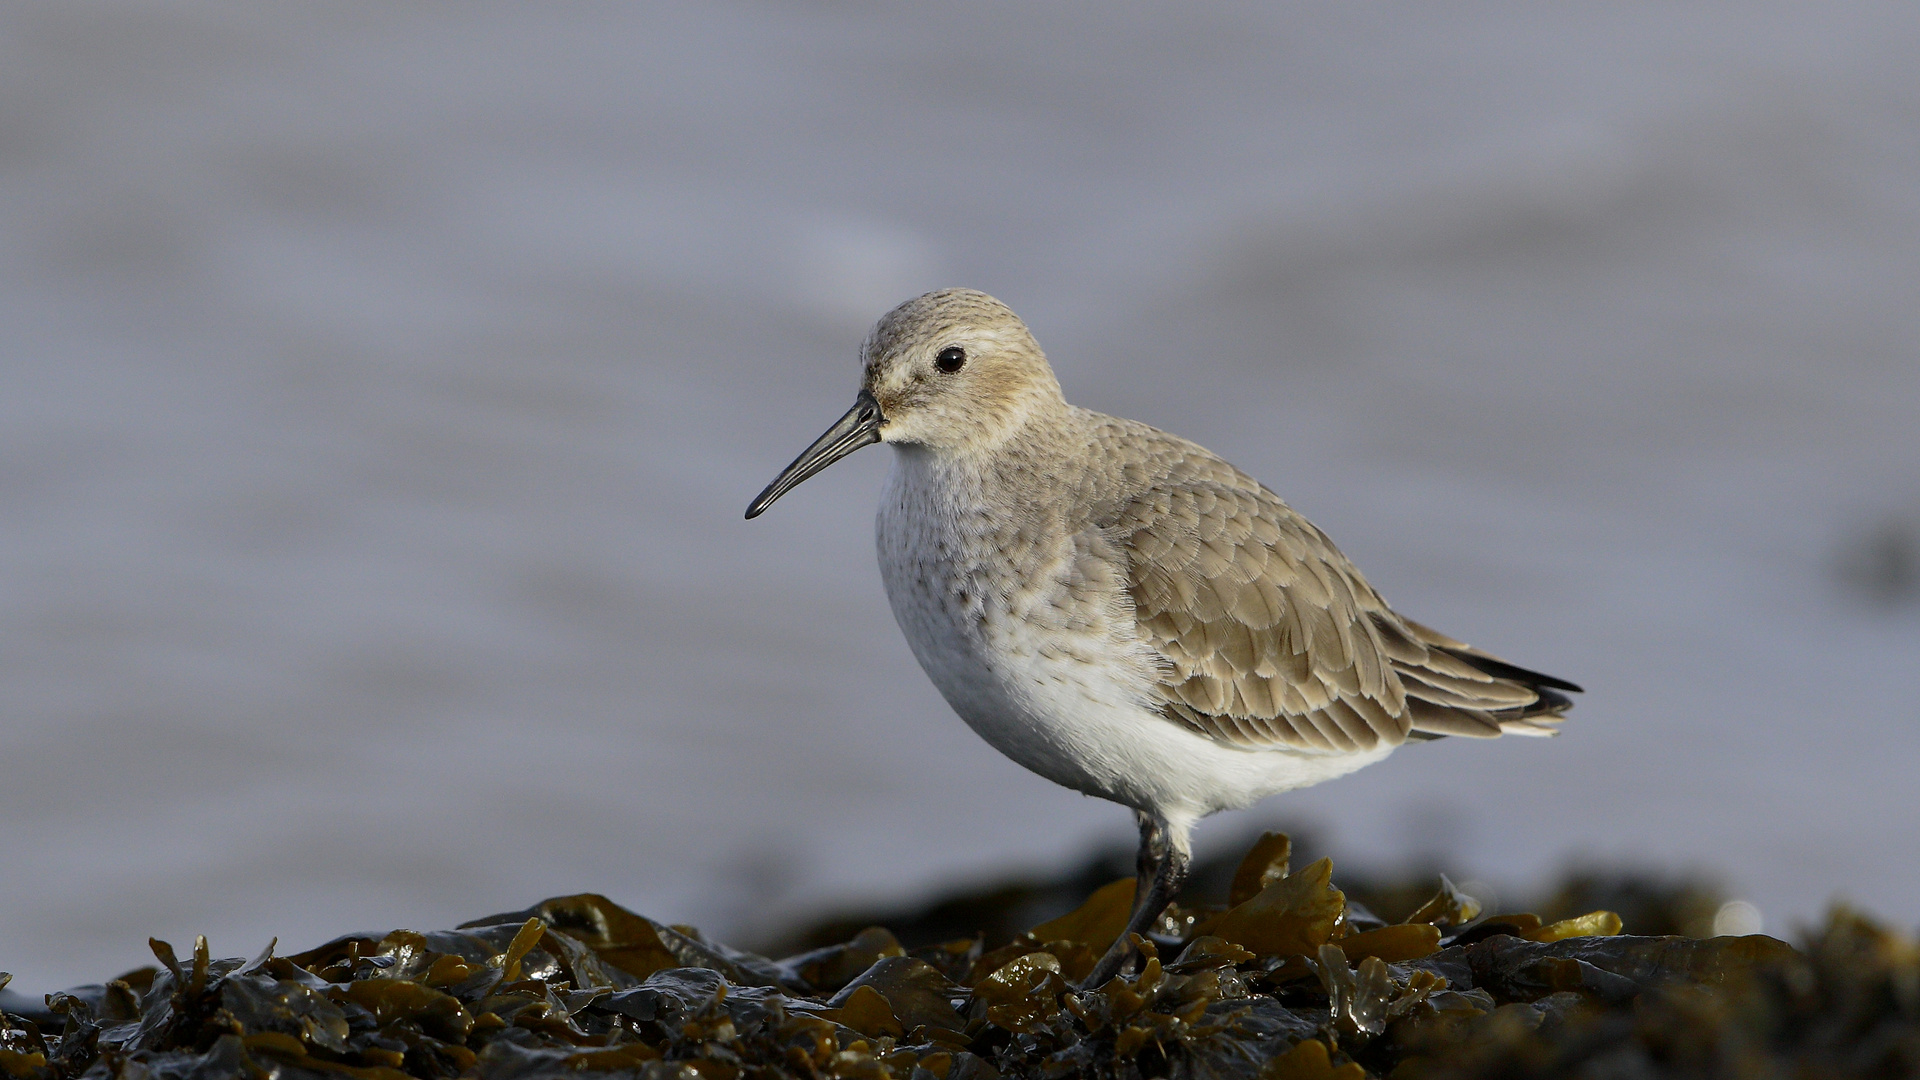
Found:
<box><xmin>874</xmin><ymin>447</ymin><xmax>1394</xmax><ymax>828</ymax></box>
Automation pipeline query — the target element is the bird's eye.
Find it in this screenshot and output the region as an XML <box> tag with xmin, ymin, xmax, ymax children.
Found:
<box><xmin>935</xmin><ymin>346</ymin><xmax>966</xmax><ymax>373</ymax></box>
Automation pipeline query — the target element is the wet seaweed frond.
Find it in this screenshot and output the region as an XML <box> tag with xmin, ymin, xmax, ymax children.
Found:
<box><xmin>1</xmin><ymin>835</ymin><xmax>1913</xmax><ymax>1079</ymax></box>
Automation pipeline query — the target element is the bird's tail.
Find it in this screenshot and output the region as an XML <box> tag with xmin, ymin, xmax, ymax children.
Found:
<box><xmin>1381</xmin><ymin>615</ymin><xmax>1581</xmax><ymax>741</ymax></box>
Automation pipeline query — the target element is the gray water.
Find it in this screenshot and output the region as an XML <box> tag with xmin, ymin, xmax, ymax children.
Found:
<box><xmin>2</xmin><ymin>3</ymin><xmax>1917</xmax><ymax>993</ymax></box>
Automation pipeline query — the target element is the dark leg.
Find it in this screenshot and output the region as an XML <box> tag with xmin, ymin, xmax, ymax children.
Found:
<box><xmin>1081</xmin><ymin>811</ymin><xmax>1191</xmax><ymax>989</ymax></box>
<box><xmin>1127</xmin><ymin>810</ymin><xmax>1170</xmax><ymax>923</ymax></box>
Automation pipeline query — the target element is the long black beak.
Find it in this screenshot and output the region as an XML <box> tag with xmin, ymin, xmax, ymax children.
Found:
<box><xmin>745</xmin><ymin>389</ymin><xmax>884</xmax><ymax>519</ymax></box>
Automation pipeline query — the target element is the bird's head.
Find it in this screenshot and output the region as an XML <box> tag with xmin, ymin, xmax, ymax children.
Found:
<box><xmin>747</xmin><ymin>288</ymin><xmax>1062</xmax><ymax>518</ymax></box>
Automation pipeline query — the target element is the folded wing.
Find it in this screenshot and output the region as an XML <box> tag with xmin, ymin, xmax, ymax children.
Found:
<box><xmin>1107</xmin><ymin>463</ymin><xmax>1578</xmax><ymax>753</ymax></box>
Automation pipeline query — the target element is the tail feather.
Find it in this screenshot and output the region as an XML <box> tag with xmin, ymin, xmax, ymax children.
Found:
<box><xmin>1391</xmin><ymin>617</ymin><xmax>1580</xmax><ymax>741</ymax></box>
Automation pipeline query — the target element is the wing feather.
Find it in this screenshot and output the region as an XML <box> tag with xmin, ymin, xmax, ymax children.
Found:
<box><xmin>1103</xmin><ymin>442</ymin><xmax>1579</xmax><ymax>754</ymax></box>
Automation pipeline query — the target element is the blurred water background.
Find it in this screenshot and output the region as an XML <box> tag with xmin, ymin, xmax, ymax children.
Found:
<box><xmin>2</xmin><ymin>3</ymin><xmax>1917</xmax><ymax>993</ymax></box>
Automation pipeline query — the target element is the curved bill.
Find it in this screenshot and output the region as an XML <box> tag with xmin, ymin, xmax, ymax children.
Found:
<box><xmin>745</xmin><ymin>389</ymin><xmax>884</xmax><ymax>519</ymax></box>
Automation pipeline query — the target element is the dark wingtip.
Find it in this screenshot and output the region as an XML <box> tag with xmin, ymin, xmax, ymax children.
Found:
<box><xmin>1442</xmin><ymin>648</ymin><xmax>1583</xmax><ymax>695</ymax></box>
<box><xmin>1514</xmin><ymin>666</ymin><xmax>1582</xmax><ymax>696</ymax></box>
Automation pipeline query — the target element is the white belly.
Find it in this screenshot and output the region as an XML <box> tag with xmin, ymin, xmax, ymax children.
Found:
<box><xmin>874</xmin><ymin>455</ymin><xmax>1394</xmax><ymax>831</ymax></box>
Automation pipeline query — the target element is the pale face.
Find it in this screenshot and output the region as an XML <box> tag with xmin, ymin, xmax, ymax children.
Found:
<box><xmin>861</xmin><ymin>288</ymin><xmax>1060</xmax><ymax>451</ymax></box>
<box><xmin>746</xmin><ymin>288</ymin><xmax>1061</xmax><ymax>518</ymax></box>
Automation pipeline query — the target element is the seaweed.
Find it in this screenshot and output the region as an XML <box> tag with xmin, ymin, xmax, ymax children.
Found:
<box><xmin>2</xmin><ymin>835</ymin><xmax>1914</xmax><ymax>1079</ymax></box>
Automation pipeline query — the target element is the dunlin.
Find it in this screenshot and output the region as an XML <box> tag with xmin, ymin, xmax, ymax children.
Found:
<box><xmin>747</xmin><ymin>288</ymin><xmax>1579</xmax><ymax>986</ymax></box>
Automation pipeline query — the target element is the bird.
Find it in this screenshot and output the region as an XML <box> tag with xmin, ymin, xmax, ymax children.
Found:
<box><xmin>745</xmin><ymin>288</ymin><xmax>1579</xmax><ymax>987</ymax></box>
